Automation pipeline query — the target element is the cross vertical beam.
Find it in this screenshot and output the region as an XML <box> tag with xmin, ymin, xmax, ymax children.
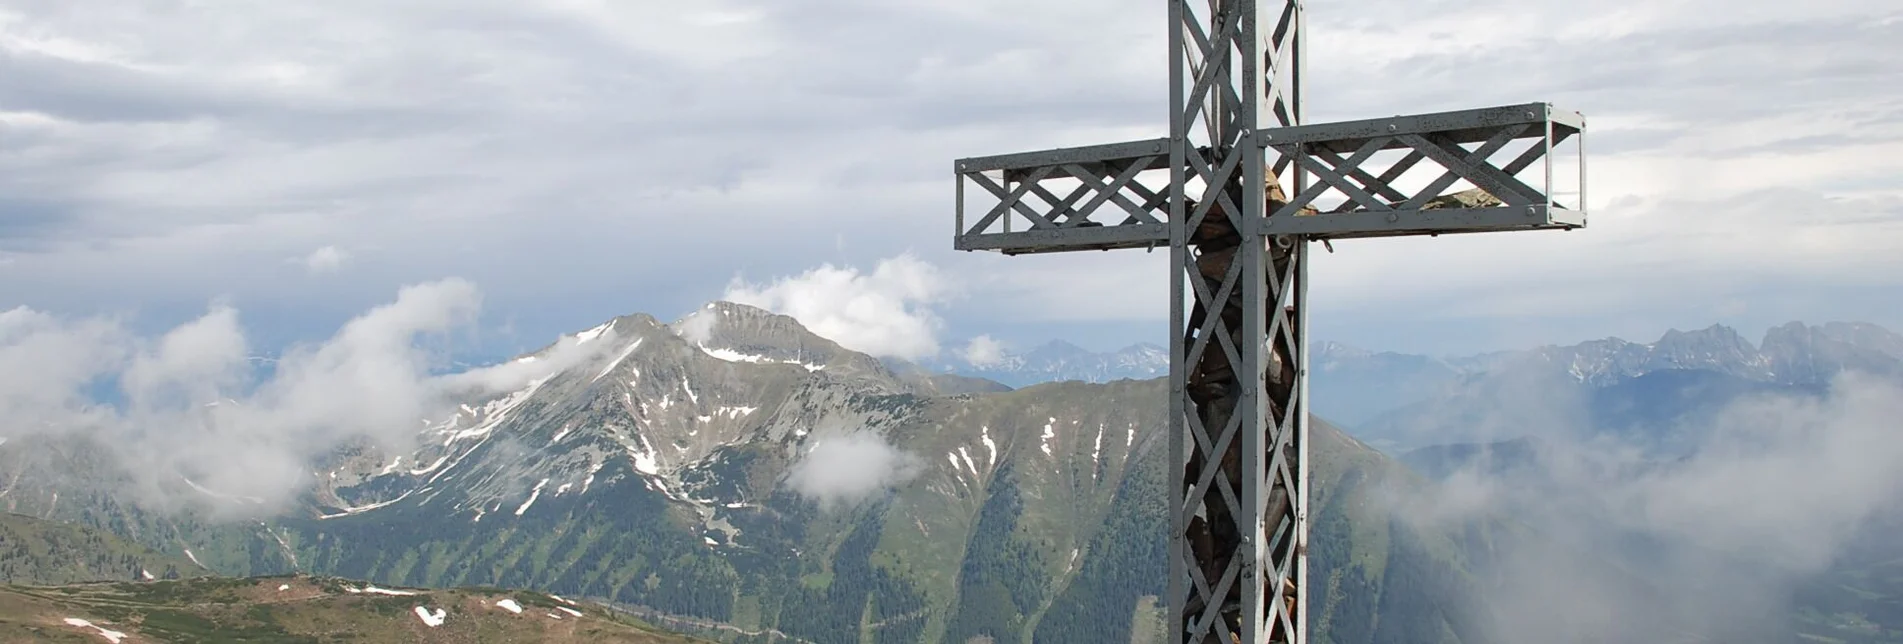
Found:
<box><xmin>1171</xmin><ymin>0</ymin><xmax>1305</xmax><ymax>640</ymax></box>
<box><xmin>948</xmin><ymin>1</ymin><xmax>1588</xmax><ymax>642</ymax></box>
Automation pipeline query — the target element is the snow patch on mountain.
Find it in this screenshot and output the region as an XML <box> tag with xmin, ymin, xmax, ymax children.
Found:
<box><xmin>515</xmin><ymin>478</ymin><xmax>549</xmax><ymax>516</ymax></box>
<box><xmin>574</xmin><ymin>321</ymin><xmax>613</xmax><ymax>344</ymax></box>
<box><xmin>594</xmin><ymin>337</ymin><xmax>643</xmax><ymax>382</ymax></box>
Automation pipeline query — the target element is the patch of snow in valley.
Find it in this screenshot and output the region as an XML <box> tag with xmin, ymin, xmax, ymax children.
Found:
<box><xmin>555</xmin><ymin>482</ymin><xmax>573</xmax><ymax>495</ymax></box>
<box><xmin>413</xmin><ymin>606</ymin><xmax>447</xmax><ymax>627</ymax></box>
<box><xmin>62</xmin><ymin>618</ymin><xmax>126</xmax><ymax>643</ymax></box>
<box><xmin>1127</xmin><ymin>422</ymin><xmax>1135</xmax><ymax>448</ymax></box>
<box><xmin>981</xmin><ymin>426</ymin><xmax>998</xmax><ymax>466</ymax></box>
<box><xmin>1092</xmin><ymin>423</ymin><xmax>1104</xmax><ymax>465</ymax></box>
<box><xmin>515</xmin><ymin>478</ymin><xmax>550</xmax><ymax>516</ymax></box>
<box><xmin>140</xmin><ymin>569</ymin><xmax>153</xmax><ymax>580</ymax></box>
<box><xmin>278</xmin><ymin>584</ymin><xmax>290</xmax><ymax>591</ymax></box>
<box><xmin>1041</xmin><ymin>418</ymin><xmax>1057</xmax><ymax>456</ymax></box>
<box><xmin>495</xmin><ymin>599</ymin><xmax>523</xmax><ymax>614</ymax></box>
<box><xmin>697</xmin><ymin>346</ymin><xmax>825</xmax><ymax>371</ymax></box>
<box><xmin>581</xmin><ymin>460</ymin><xmax>606</xmax><ymax>493</ymax></box>
<box><xmin>183</xmin><ymin>549</ymin><xmax>201</xmax><ymax>567</ymax></box>
<box><xmin>557</xmin><ymin>606</ymin><xmax>583</xmax><ymax>617</ymax></box>
<box><xmin>629</xmin><ymin>434</ymin><xmax>661</xmax><ymax>475</ymax></box>
<box><xmin>361</xmin><ymin>586</ymin><xmax>417</xmax><ymax>596</ymax></box>
<box><xmin>958</xmin><ymin>446</ymin><xmax>978</xmax><ymax>476</ymax></box>
<box><xmin>320</xmin><ymin>489</ymin><xmax>418</xmax><ymax>519</ymax></box>
<box><xmin>409</xmin><ymin>454</ymin><xmax>452</xmax><ymax>476</ymax></box>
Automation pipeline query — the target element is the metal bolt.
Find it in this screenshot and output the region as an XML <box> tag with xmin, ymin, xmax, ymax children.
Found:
<box><xmin>1386</xmin><ymin>212</ymin><xmax>1399</xmax><ymax>223</ymax></box>
<box><xmin>1526</xmin><ymin>111</ymin><xmax>1536</xmax><ymax>119</ymax></box>
<box><xmin>1153</xmin><ymin>143</ymin><xmax>1163</xmax><ymax>153</ymax></box>
<box><xmin>1388</xmin><ymin>123</ymin><xmax>1397</xmax><ymax>132</ymax></box>
<box><xmin>1263</xmin><ymin>133</ymin><xmax>1273</xmax><ymax>141</ymax></box>
<box><xmin>1526</xmin><ymin>206</ymin><xmax>1537</xmax><ymax>216</ymax></box>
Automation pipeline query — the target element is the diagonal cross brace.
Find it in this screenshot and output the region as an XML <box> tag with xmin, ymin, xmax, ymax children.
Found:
<box><xmin>946</xmin><ymin>3</ymin><xmax>1591</xmax><ymax>644</ymax></box>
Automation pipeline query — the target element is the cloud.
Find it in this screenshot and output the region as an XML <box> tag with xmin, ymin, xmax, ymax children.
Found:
<box><xmin>1385</xmin><ymin>372</ymin><xmax>1903</xmax><ymax>641</ymax></box>
<box><xmin>299</xmin><ymin>245</ymin><xmax>350</xmax><ymax>273</ymax></box>
<box><xmin>0</xmin><ymin>0</ymin><xmax>1898</xmax><ymax>360</ymax></box>
<box><xmin>783</xmin><ymin>432</ymin><xmax>923</xmax><ymax>511</ymax></box>
<box><xmin>671</xmin><ymin>307</ymin><xmax>717</xmax><ymax>347</ymax></box>
<box><xmin>0</xmin><ymin>305</ymin><xmax>126</xmax><ymax>428</ymax></box>
<box><xmin>722</xmin><ymin>254</ymin><xmax>953</xmax><ymax>360</ymax></box>
<box><xmin>0</xmin><ymin>277</ymin><xmax>618</xmax><ymax>514</ymax></box>
<box><xmin>960</xmin><ymin>334</ymin><xmax>1008</xmax><ymax>367</ymax></box>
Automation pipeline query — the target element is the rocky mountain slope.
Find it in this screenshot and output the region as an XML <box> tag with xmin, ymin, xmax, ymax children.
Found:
<box><xmin>0</xmin><ymin>301</ymin><xmax>1518</xmax><ymax>643</ymax></box>
<box><xmin>0</xmin><ymin>574</ymin><xmax>703</xmax><ymax>643</ymax></box>
<box><xmin>10</xmin><ymin>302</ymin><xmax>1891</xmax><ymax>642</ymax></box>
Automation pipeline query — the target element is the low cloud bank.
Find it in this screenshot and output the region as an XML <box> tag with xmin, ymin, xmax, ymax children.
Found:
<box><xmin>721</xmin><ymin>254</ymin><xmax>953</xmax><ymax>361</ymax></box>
<box><xmin>783</xmin><ymin>432</ymin><xmax>923</xmax><ymax>511</ymax></box>
<box><xmin>1385</xmin><ymin>372</ymin><xmax>1903</xmax><ymax>641</ymax></box>
<box><xmin>0</xmin><ymin>278</ymin><xmax>616</xmax><ymax>514</ymax></box>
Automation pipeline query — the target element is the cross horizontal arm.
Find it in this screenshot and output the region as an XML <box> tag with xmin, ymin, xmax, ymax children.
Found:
<box><xmin>953</xmin><ymin>102</ymin><xmax>1588</xmax><ymax>252</ymax></box>
<box><xmin>954</xmin><ymin>138</ymin><xmax>1175</xmax><ymax>255</ymax></box>
<box><xmin>1258</xmin><ymin>101</ymin><xmax>1588</xmax><ymax>240</ymax></box>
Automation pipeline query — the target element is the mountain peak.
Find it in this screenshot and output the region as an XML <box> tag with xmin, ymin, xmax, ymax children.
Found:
<box><xmin>666</xmin><ymin>301</ymin><xmax>902</xmax><ymax>386</ymax></box>
<box><xmin>1651</xmin><ymin>322</ymin><xmax>1750</xmax><ymax>346</ymax></box>
<box><xmin>1024</xmin><ymin>339</ymin><xmax>1091</xmax><ymax>359</ymax></box>
<box><xmin>1760</xmin><ymin>320</ymin><xmax>1903</xmax><ymax>383</ymax></box>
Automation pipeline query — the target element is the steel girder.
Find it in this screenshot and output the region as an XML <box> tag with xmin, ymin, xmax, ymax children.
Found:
<box><xmin>945</xmin><ymin>2</ymin><xmax>1591</xmax><ymax>643</ymax></box>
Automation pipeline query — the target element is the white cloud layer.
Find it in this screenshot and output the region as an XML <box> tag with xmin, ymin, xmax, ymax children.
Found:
<box><xmin>0</xmin><ymin>278</ymin><xmax>615</xmax><ymax>512</ymax></box>
<box><xmin>783</xmin><ymin>432</ymin><xmax>923</xmax><ymax>510</ymax></box>
<box><xmin>961</xmin><ymin>334</ymin><xmax>1008</xmax><ymax>368</ymax></box>
<box><xmin>1385</xmin><ymin>372</ymin><xmax>1903</xmax><ymax>641</ymax></box>
<box><xmin>722</xmin><ymin>254</ymin><xmax>952</xmax><ymax>360</ymax></box>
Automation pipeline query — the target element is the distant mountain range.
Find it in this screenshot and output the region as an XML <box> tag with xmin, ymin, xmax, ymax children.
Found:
<box><xmin>905</xmin><ymin>340</ymin><xmax>1168</xmax><ymax>389</ymax></box>
<box><xmin>918</xmin><ymin>321</ymin><xmax>1903</xmax><ymax>431</ymax></box>
<box><xmin>6</xmin><ymin>301</ymin><xmax>1902</xmax><ymax>642</ymax></box>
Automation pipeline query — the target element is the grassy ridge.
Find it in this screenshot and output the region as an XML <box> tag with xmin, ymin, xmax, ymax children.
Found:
<box><xmin>0</xmin><ymin>574</ymin><xmax>708</xmax><ymax>643</ymax></box>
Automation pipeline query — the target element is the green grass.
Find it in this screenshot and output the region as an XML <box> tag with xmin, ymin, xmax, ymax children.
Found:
<box><xmin>0</xmin><ymin>574</ymin><xmax>711</xmax><ymax>643</ymax></box>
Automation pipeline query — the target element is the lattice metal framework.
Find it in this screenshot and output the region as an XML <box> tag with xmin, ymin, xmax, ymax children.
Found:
<box><xmin>948</xmin><ymin>1</ymin><xmax>1588</xmax><ymax>642</ymax></box>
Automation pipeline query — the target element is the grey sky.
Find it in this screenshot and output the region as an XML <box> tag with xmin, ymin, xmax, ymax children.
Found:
<box><xmin>1</xmin><ymin>0</ymin><xmax>1899</xmax><ymax>360</ymax></box>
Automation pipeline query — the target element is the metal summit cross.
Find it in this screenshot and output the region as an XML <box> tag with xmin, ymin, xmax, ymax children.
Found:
<box><xmin>948</xmin><ymin>1</ymin><xmax>1588</xmax><ymax>643</ymax></box>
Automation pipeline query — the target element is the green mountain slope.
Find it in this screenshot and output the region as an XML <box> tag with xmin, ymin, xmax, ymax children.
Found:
<box><xmin>0</xmin><ymin>512</ymin><xmax>209</xmax><ymax>586</ymax></box>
